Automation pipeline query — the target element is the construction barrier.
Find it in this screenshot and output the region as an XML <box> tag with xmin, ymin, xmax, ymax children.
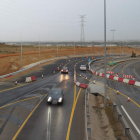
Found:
<box><xmin>25</xmin><ymin>76</ymin><xmax>36</xmax><ymax>83</ymax></box>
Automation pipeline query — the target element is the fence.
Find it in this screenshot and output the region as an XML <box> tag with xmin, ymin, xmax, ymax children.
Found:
<box><xmin>113</xmin><ymin>103</ymin><xmax>137</xmax><ymax>140</ymax></box>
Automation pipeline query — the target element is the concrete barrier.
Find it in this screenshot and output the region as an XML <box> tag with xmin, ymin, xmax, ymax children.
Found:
<box><xmin>25</xmin><ymin>77</ymin><xmax>32</xmax><ymax>83</ymax></box>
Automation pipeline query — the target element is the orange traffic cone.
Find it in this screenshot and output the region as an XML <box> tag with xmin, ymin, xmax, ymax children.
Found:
<box><xmin>116</xmin><ymin>73</ymin><xmax>118</xmax><ymax>77</ymax></box>
<box><xmin>128</xmin><ymin>96</ymin><xmax>130</xmax><ymax>102</ymax></box>
<box><xmin>117</xmin><ymin>89</ymin><xmax>119</xmax><ymax>95</ymax></box>
<box><xmin>62</xmin><ymin>63</ymin><xmax>63</xmax><ymax>65</ymax></box>
<box><xmin>15</xmin><ymin>81</ymin><xmax>17</xmax><ymax>85</ymax></box>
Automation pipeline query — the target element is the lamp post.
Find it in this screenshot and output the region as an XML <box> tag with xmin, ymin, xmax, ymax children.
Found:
<box><xmin>104</xmin><ymin>0</ymin><xmax>107</xmax><ymax>106</ymax></box>
<box><xmin>39</xmin><ymin>35</ymin><xmax>41</xmax><ymax>63</ymax></box>
<box><xmin>111</xmin><ymin>29</ymin><xmax>116</xmax><ymax>61</ymax></box>
<box><xmin>74</xmin><ymin>42</ymin><xmax>75</xmax><ymax>55</ymax></box>
<box><xmin>57</xmin><ymin>42</ymin><xmax>58</xmax><ymax>57</ymax></box>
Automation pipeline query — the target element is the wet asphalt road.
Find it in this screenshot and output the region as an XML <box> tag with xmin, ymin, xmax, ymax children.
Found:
<box><xmin>1</xmin><ymin>56</ymin><xmax>140</xmax><ymax>140</ymax></box>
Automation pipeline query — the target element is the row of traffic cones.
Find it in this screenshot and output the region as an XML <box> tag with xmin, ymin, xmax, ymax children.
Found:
<box><xmin>116</xmin><ymin>89</ymin><xmax>130</xmax><ymax>102</ymax></box>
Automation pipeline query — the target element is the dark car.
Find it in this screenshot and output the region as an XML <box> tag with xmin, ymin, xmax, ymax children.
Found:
<box><xmin>46</xmin><ymin>88</ymin><xmax>64</xmax><ymax>105</ymax></box>
<box><xmin>61</xmin><ymin>67</ymin><xmax>68</xmax><ymax>74</ymax></box>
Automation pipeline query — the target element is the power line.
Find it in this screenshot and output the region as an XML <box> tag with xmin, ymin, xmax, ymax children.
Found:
<box><xmin>79</xmin><ymin>15</ymin><xmax>86</xmax><ymax>46</ymax></box>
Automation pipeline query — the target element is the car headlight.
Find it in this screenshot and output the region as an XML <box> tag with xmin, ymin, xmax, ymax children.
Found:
<box><xmin>58</xmin><ymin>97</ymin><xmax>62</xmax><ymax>102</ymax></box>
<box><xmin>47</xmin><ymin>97</ymin><xmax>52</xmax><ymax>102</ymax></box>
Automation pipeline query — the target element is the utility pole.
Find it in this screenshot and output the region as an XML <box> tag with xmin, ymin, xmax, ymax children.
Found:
<box><xmin>57</xmin><ymin>42</ymin><xmax>58</xmax><ymax>57</ymax></box>
<box><xmin>74</xmin><ymin>42</ymin><xmax>75</xmax><ymax>55</ymax></box>
<box><xmin>79</xmin><ymin>15</ymin><xmax>86</xmax><ymax>47</ymax></box>
<box><xmin>111</xmin><ymin>29</ymin><xmax>116</xmax><ymax>61</ymax></box>
<box><xmin>104</xmin><ymin>0</ymin><xmax>107</xmax><ymax>106</ymax></box>
<box><xmin>39</xmin><ymin>35</ymin><xmax>41</xmax><ymax>63</ymax></box>
<box><xmin>91</xmin><ymin>42</ymin><xmax>92</xmax><ymax>54</ymax></box>
<box><xmin>20</xmin><ymin>28</ymin><xmax>22</xmax><ymax>69</ymax></box>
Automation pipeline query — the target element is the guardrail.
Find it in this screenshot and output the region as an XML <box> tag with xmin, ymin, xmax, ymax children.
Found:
<box><xmin>0</xmin><ymin>53</ymin><xmax>104</xmax><ymax>79</ymax></box>
<box><xmin>0</xmin><ymin>53</ymin><xmax>130</xmax><ymax>79</ymax></box>
<box><xmin>113</xmin><ymin>103</ymin><xmax>137</xmax><ymax>140</ymax></box>
<box><xmin>85</xmin><ymin>88</ymin><xmax>91</xmax><ymax>140</ymax></box>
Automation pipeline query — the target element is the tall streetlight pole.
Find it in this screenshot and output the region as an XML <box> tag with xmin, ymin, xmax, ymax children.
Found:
<box><xmin>104</xmin><ymin>0</ymin><xmax>107</xmax><ymax>107</ymax></box>
<box><xmin>91</xmin><ymin>42</ymin><xmax>92</xmax><ymax>54</ymax></box>
<box><xmin>111</xmin><ymin>29</ymin><xmax>116</xmax><ymax>61</ymax></box>
<box><xmin>20</xmin><ymin>28</ymin><xmax>22</xmax><ymax>69</ymax></box>
<box><xmin>39</xmin><ymin>38</ymin><xmax>41</xmax><ymax>63</ymax></box>
<box><xmin>74</xmin><ymin>42</ymin><xmax>75</xmax><ymax>55</ymax></box>
<box><xmin>110</xmin><ymin>40</ymin><xmax>111</xmax><ymax>57</ymax></box>
<box><xmin>57</xmin><ymin>42</ymin><xmax>58</xmax><ymax>57</ymax></box>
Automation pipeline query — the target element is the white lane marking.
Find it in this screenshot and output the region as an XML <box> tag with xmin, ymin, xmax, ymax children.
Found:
<box><xmin>47</xmin><ymin>109</ymin><xmax>51</xmax><ymax>140</ymax></box>
<box><xmin>121</xmin><ymin>105</ymin><xmax>140</xmax><ymax>135</ymax></box>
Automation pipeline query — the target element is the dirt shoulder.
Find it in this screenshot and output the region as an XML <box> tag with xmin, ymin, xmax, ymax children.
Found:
<box><xmin>0</xmin><ymin>45</ymin><xmax>137</xmax><ymax>76</ymax></box>
<box><xmin>88</xmin><ymin>94</ymin><xmax>128</xmax><ymax>140</ymax></box>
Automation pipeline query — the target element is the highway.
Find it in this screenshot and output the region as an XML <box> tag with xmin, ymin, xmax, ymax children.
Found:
<box><xmin>0</xmin><ymin>56</ymin><xmax>140</xmax><ymax>140</ymax></box>
<box><xmin>0</xmin><ymin>56</ymin><xmax>94</xmax><ymax>140</ymax></box>
<box><xmin>89</xmin><ymin>58</ymin><xmax>140</xmax><ymax>139</ymax></box>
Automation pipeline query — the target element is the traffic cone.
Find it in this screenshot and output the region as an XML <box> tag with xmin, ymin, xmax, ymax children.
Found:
<box><xmin>15</xmin><ymin>81</ymin><xmax>17</xmax><ymax>85</ymax></box>
<box><xmin>128</xmin><ymin>96</ymin><xmax>130</xmax><ymax>102</ymax></box>
<box><xmin>42</xmin><ymin>74</ymin><xmax>43</xmax><ymax>78</ymax></box>
<box><xmin>62</xmin><ymin>63</ymin><xmax>63</xmax><ymax>65</ymax></box>
<box><xmin>54</xmin><ymin>71</ymin><xmax>55</xmax><ymax>74</ymax></box>
<box><xmin>86</xmin><ymin>77</ymin><xmax>87</xmax><ymax>80</ymax></box>
<box><xmin>116</xmin><ymin>73</ymin><xmax>118</xmax><ymax>77</ymax></box>
<box><xmin>133</xmin><ymin>76</ymin><xmax>135</xmax><ymax>81</ymax></box>
<box><xmin>117</xmin><ymin>89</ymin><xmax>119</xmax><ymax>95</ymax></box>
<box><xmin>57</xmin><ymin>67</ymin><xmax>59</xmax><ymax>71</ymax></box>
<box><xmin>93</xmin><ymin>80</ymin><xmax>96</xmax><ymax>84</ymax></box>
<box><xmin>80</xmin><ymin>74</ymin><xmax>81</xmax><ymax>77</ymax></box>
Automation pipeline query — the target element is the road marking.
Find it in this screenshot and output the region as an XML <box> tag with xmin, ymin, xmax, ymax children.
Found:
<box><xmin>121</xmin><ymin>105</ymin><xmax>140</xmax><ymax>135</ymax></box>
<box><xmin>12</xmin><ymin>94</ymin><xmax>47</xmax><ymax>140</ymax></box>
<box><xmin>122</xmin><ymin>60</ymin><xmax>139</xmax><ymax>75</ymax></box>
<box><xmin>0</xmin><ymin>95</ymin><xmax>44</xmax><ymax>109</ymax></box>
<box><xmin>77</xmin><ymin>72</ymin><xmax>140</xmax><ymax>108</ymax></box>
<box><xmin>134</xmin><ymin>64</ymin><xmax>140</xmax><ymax>79</ymax></box>
<box><xmin>47</xmin><ymin>109</ymin><xmax>51</xmax><ymax>140</ymax></box>
<box><xmin>0</xmin><ymin>59</ymin><xmax>77</xmax><ymax>93</ymax></box>
<box><xmin>66</xmin><ymin>87</ymin><xmax>82</xmax><ymax>140</ymax></box>
<box><xmin>74</xmin><ymin>84</ymin><xmax>76</xmax><ymax>102</ymax></box>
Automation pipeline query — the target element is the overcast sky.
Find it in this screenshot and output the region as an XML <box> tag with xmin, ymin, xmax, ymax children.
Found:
<box><xmin>0</xmin><ymin>0</ymin><xmax>140</xmax><ymax>42</ymax></box>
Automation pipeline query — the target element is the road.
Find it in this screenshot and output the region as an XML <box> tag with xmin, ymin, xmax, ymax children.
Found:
<box><xmin>0</xmin><ymin>56</ymin><xmax>95</xmax><ymax>140</ymax></box>
<box><xmin>1</xmin><ymin>56</ymin><xmax>140</xmax><ymax>140</ymax></box>
<box><xmin>89</xmin><ymin>58</ymin><xmax>140</xmax><ymax>139</ymax></box>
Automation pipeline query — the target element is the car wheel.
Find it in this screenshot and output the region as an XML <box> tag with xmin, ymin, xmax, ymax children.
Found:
<box><xmin>47</xmin><ymin>102</ymin><xmax>51</xmax><ymax>105</ymax></box>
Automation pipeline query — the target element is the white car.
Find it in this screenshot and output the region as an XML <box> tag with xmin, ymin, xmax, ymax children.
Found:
<box><xmin>80</xmin><ymin>65</ymin><xmax>86</xmax><ymax>71</ymax></box>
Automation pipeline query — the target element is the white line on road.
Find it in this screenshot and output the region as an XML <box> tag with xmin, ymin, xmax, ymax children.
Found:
<box><xmin>121</xmin><ymin>105</ymin><xmax>140</xmax><ymax>135</ymax></box>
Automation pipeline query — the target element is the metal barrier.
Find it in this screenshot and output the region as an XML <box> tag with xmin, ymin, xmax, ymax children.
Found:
<box><xmin>85</xmin><ymin>88</ymin><xmax>91</xmax><ymax>140</ymax></box>
<box><xmin>113</xmin><ymin>103</ymin><xmax>137</xmax><ymax>140</ymax></box>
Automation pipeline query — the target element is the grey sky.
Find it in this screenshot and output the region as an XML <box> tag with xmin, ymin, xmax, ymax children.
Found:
<box><xmin>0</xmin><ymin>0</ymin><xmax>140</xmax><ymax>42</ymax></box>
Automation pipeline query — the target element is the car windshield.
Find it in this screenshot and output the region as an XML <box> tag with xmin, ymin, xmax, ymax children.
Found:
<box><xmin>50</xmin><ymin>89</ymin><xmax>62</xmax><ymax>95</ymax></box>
<box><xmin>63</xmin><ymin>67</ymin><xmax>68</xmax><ymax>70</ymax></box>
<box><xmin>81</xmin><ymin>65</ymin><xmax>86</xmax><ymax>67</ymax></box>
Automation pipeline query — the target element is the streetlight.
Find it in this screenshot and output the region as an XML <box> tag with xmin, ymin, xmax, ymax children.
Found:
<box><xmin>74</xmin><ymin>42</ymin><xmax>75</xmax><ymax>55</ymax></box>
<box><xmin>39</xmin><ymin>35</ymin><xmax>41</xmax><ymax>63</ymax></box>
<box><xmin>111</xmin><ymin>29</ymin><xmax>116</xmax><ymax>60</ymax></box>
<box><xmin>91</xmin><ymin>42</ymin><xmax>92</xmax><ymax>54</ymax></box>
<box><xmin>57</xmin><ymin>42</ymin><xmax>58</xmax><ymax>57</ymax></box>
<box><xmin>104</xmin><ymin>0</ymin><xmax>107</xmax><ymax>106</ymax></box>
